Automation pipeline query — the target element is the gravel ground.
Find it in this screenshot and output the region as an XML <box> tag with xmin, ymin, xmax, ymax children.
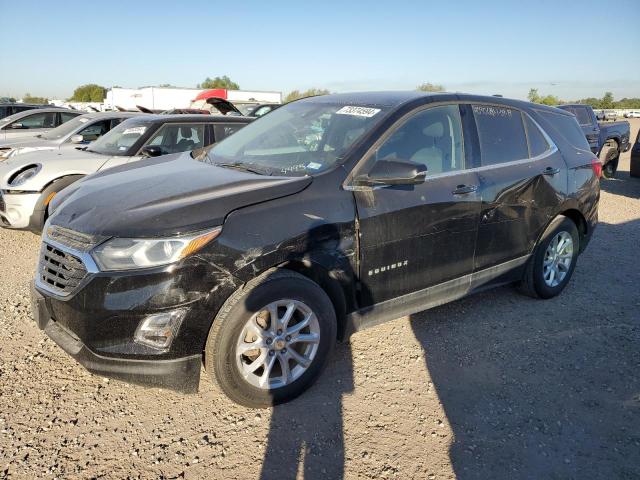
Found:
<box><xmin>1</xmin><ymin>119</ymin><xmax>639</xmax><ymax>480</ymax></box>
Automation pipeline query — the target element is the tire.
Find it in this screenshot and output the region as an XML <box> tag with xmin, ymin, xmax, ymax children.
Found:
<box><xmin>204</xmin><ymin>269</ymin><xmax>337</xmax><ymax>408</ymax></box>
<box><xmin>599</xmin><ymin>141</ymin><xmax>619</xmax><ymax>179</ymax></box>
<box><xmin>30</xmin><ymin>175</ymin><xmax>84</xmax><ymax>233</ymax></box>
<box><xmin>519</xmin><ymin>215</ymin><xmax>580</xmax><ymax>299</ymax></box>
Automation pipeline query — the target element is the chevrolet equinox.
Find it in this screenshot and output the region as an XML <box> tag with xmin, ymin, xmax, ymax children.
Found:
<box><xmin>31</xmin><ymin>92</ymin><xmax>600</xmax><ymax>407</ymax></box>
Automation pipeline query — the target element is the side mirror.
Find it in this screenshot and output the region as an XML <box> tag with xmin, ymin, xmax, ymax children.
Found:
<box><xmin>355</xmin><ymin>159</ymin><xmax>427</xmax><ymax>186</ymax></box>
<box><xmin>70</xmin><ymin>134</ymin><xmax>84</xmax><ymax>144</ymax></box>
<box><xmin>9</xmin><ymin>123</ymin><xmax>24</xmax><ymax>129</ymax></box>
<box><xmin>140</xmin><ymin>145</ymin><xmax>163</xmax><ymax>158</ymax></box>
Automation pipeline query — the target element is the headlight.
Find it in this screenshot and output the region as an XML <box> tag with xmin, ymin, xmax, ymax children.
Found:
<box><xmin>91</xmin><ymin>227</ymin><xmax>222</xmax><ymax>271</ymax></box>
<box><xmin>9</xmin><ymin>164</ymin><xmax>42</xmax><ymax>186</ymax></box>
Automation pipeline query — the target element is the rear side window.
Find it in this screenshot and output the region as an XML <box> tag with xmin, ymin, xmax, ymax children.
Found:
<box><xmin>524</xmin><ymin>115</ymin><xmax>551</xmax><ymax>157</ymax></box>
<box><xmin>214</xmin><ymin>123</ymin><xmax>245</xmax><ymax>142</ymax></box>
<box><xmin>538</xmin><ymin>111</ymin><xmax>591</xmax><ymax>152</ymax></box>
<box><xmin>472</xmin><ymin>105</ymin><xmax>528</xmax><ymax>165</ymax></box>
<box><xmin>60</xmin><ymin>112</ymin><xmax>80</xmax><ymax>123</ymax></box>
<box><xmin>562</xmin><ymin>106</ymin><xmax>592</xmax><ymax>126</ymax></box>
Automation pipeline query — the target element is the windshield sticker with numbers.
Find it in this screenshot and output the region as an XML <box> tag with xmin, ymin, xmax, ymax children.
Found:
<box><xmin>336</xmin><ymin>106</ymin><xmax>381</xmax><ymax>118</ymax></box>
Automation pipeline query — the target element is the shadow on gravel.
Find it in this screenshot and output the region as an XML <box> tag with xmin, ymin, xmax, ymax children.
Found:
<box><xmin>599</xmin><ymin>164</ymin><xmax>640</xmax><ymax>199</ymax></box>
<box><xmin>258</xmin><ymin>222</ymin><xmax>358</xmax><ymax>479</ymax></box>
<box><xmin>410</xmin><ymin>217</ymin><xmax>640</xmax><ymax>479</ymax></box>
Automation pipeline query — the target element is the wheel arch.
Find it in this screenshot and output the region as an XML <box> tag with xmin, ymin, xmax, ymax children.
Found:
<box><xmin>276</xmin><ymin>259</ymin><xmax>349</xmax><ymax>340</ymax></box>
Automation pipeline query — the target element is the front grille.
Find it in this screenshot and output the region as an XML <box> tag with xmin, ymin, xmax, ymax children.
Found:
<box><xmin>39</xmin><ymin>243</ymin><xmax>87</xmax><ymax>294</ymax></box>
<box><xmin>46</xmin><ymin>225</ymin><xmax>95</xmax><ymax>252</ymax></box>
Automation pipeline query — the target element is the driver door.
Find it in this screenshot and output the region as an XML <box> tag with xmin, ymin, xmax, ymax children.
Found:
<box><xmin>350</xmin><ymin>104</ymin><xmax>482</xmax><ymax>307</ymax></box>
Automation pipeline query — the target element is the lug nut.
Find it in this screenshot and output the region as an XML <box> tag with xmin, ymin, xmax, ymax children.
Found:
<box><xmin>285</xmin><ymin>335</ymin><xmax>291</xmax><ymax>342</ymax></box>
<box><xmin>269</xmin><ymin>350</ymin><xmax>275</xmax><ymax>356</ymax></box>
<box><xmin>277</xmin><ymin>329</ymin><xmax>283</xmax><ymax>335</ymax></box>
<box><xmin>281</xmin><ymin>348</ymin><xmax>287</xmax><ymax>354</ymax></box>
<box><xmin>266</xmin><ymin>338</ymin><xmax>273</xmax><ymax>345</ymax></box>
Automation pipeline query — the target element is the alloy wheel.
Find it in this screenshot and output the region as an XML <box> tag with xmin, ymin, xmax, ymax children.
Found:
<box><xmin>235</xmin><ymin>299</ymin><xmax>321</xmax><ymax>390</ymax></box>
<box><xmin>543</xmin><ymin>231</ymin><xmax>574</xmax><ymax>287</ymax></box>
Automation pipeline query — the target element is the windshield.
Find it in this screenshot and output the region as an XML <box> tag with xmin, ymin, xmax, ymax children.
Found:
<box><xmin>204</xmin><ymin>102</ymin><xmax>388</xmax><ymax>176</ymax></box>
<box><xmin>41</xmin><ymin>116</ymin><xmax>92</xmax><ymax>140</ymax></box>
<box><xmin>87</xmin><ymin>120</ymin><xmax>149</xmax><ymax>156</ymax></box>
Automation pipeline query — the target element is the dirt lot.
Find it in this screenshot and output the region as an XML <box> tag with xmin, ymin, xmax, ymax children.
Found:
<box><xmin>1</xmin><ymin>120</ymin><xmax>639</xmax><ymax>480</ymax></box>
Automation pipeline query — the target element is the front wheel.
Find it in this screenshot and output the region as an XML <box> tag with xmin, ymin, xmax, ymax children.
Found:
<box><xmin>205</xmin><ymin>269</ymin><xmax>336</xmax><ymax>407</ymax></box>
<box><xmin>519</xmin><ymin>215</ymin><xmax>579</xmax><ymax>299</ymax></box>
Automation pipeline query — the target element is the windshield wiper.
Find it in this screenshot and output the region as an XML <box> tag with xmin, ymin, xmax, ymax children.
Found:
<box><xmin>215</xmin><ymin>162</ymin><xmax>270</xmax><ymax>176</ymax></box>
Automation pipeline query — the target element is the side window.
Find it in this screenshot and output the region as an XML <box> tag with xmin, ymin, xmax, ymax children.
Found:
<box><xmin>145</xmin><ymin>124</ymin><xmax>205</xmax><ymax>154</ymax></box>
<box><xmin>472</xmin><ymin>105</ymin><xmax>528</xmax><ymax>165</ymax></box>
<box><xmin>78</xmin><ymin>120</ymin><xmax>110</xmax><ymax>141</ymax></box>
<box><xmin>371</xmin><ymin>105</ymin><xmax>465</xmax><ymax>175</ymax></box>
<box><xmin>564</xmin><ymin>106</ymin><xmax>592</xmax><ymax>126</ymax></box>
<box><xmin>214</xmin><ymin>123</ymin><xmax>244</xmax><ymax>142</ymax></box>
<box><xmin>538</xmin><ymin>111</ymin><xmax>591</xmax><ymax>152</ymax></box>
<box><xmin>60</xmin><ymin>112</ymin><xmax>79</xmax><ymax>123</ymax></box>
<box><xmin>524</xmin><ymin>115</ymin><xmax>551</xmax><ymax>157</ymax></box>
<box><xmin>11</xmin><ymin>112</ymin><xmax>56</xmax><ymax>129</ymax></box>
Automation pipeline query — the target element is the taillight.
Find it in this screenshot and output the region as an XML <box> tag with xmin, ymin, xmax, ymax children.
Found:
<box><xmin>591</xmin><ymin>158</ymin><xmax>602</xmax><ymax>178</ymax></box>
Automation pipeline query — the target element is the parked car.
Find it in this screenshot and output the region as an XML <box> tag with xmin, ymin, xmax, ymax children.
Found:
<box><xmin>0</xmin><ymin>114</ymin><xmax>251</xmax><ymax>232</ymax></box>
<box><xmin>0</xmin><ymin>108</ymin><xmax>83</xmax><ymax>141</ymax></box>
<box><xmin>29</xmin><ymin>92</ymin><xmax>601</xmax><ymax>407</ymax></box>
<box><xmin>557</xmin><ymin>104</ymin><xmax>630</xmax><ymax>178</ymax></box>
<box><xmin>623</xmin><ymin>111</ymin><xmax>640</xmax><ymax>118</ymax></box>
<box><xmin>241</xmin><ymin>104</ymin><xmax>282</xmax><ymax>117</ymax></box>
<box><xmin>602</xmin><ymin>111</ymin><xmax>617</xmax><ymax>121</ymax></box>
<box><xmin>0</xmin><ymin>103</ymin><xmax>51</xmax><ymax>120</ymax></box>
<box><xmin>0</xmin><ymin>112</ymin><xmax>141</xmax><ymax>160</ymax></box>
<box><xmin>631</xmin><ymin>129</ymin><xmax>640</xmax><ymax>178</ymax></box>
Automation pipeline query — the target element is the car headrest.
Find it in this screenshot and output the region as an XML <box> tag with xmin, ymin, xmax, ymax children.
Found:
<box><xmin>180</xmin><ymin>126</ymin><xmax>192</xmax><ymax>138</ymax></box>
<box><xmin>423</xmin><ymin>122</ymin><xmax>444</xmax><ymax>138</ymax></box>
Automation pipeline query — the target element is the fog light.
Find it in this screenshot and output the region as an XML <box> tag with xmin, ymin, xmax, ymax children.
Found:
<box><xmin>134</xmin><ymin>309</ymin><xmax>187</xmax><ymax>351</ymax></box>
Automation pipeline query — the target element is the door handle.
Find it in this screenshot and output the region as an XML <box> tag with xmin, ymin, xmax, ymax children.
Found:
<box><xmin>542</xmin><ymin>167</ymin><xmax>560</xmax><ymax>175</ymax></box>
<box><xmin>452</xmin><ymin>184</ymin><xmax>478</xmax><ymax>195</ymax></box>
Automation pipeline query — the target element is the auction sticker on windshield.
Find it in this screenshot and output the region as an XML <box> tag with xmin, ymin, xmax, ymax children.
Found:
<box><xmin>336</xmin><ymin>106</ymin><xmax>381</xmax><ymax>117</ymax></box>
<box><xmin>122</xmin><ymin>126</ymin><xmax>146</xmax><ymax>135</ymax></box>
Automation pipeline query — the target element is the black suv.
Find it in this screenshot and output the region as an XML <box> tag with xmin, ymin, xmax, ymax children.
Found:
<box><xmin>31</xmin><ymin>92</ymin><xmax>600</xmax><ymax>407</ymax></box>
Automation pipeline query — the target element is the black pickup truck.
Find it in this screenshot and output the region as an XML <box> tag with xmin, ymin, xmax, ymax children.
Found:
<box><xmin>558</xmin><ymin>104</ymin><xmax>630</xmax><ymax>178</ymax></box>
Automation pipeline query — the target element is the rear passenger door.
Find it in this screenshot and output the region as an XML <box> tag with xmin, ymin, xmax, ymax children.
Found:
<box><xmin>469</xmin><ymin>104</ymin><xmax>566</xmax><ymax>272</ymax></box>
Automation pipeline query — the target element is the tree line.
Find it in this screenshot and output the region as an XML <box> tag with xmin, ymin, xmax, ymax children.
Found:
<box><xmin>13</xmin><ymin>78</ymin><xmax>640</xmax><ymax>109</ymax></box>
<box><xmin>527</xmin><ymin>89</ymin><xmax>640</xmax><ymax>109</ymax></box>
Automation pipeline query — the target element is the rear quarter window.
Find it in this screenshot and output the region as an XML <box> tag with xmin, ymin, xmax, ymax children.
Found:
<box><xmin>538</xmin><ymin>111</ymin><xmax>591</xmax><ymax>152</ymax></box>
<box><xmin>523</xmin><ymin>115</ymin><xmax>551</xmax><ymax>157</ymax></box>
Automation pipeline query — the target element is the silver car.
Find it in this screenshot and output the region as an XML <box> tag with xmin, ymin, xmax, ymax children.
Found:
<box><xmin>0</xmin><ymin>112</ymin><xmax>142</xmax><ymax>160</ymax></box>
<box><xmin>0</xmin><ymin>108</ymin><xmax>83</xmax><ymax>141</ymax></box>
<box><xmin>0</xmin><ymin>114</ymin><xmax>252</xmax><ymax>231</ymax></box>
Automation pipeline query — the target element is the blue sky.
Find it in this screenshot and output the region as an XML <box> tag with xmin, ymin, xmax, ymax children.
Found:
<box><xmin>0</xmin><ymin>0</ymin><xmax>638</xmax><ymax>101</ymax></box>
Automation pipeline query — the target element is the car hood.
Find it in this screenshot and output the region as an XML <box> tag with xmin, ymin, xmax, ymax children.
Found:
<box><xmin>49</xmin><ymin>153</ymin><xmax>313</xmax><ymax>237</ymax></box>
<box><xmin>0</xmin><ymin>148</ymin><xmax>109</xmax><ymax>190</ymax></box>
<box><xmin>0</xmin><ymin>136</ymin><xmax>59</xmax><ymax>149</ymax></box>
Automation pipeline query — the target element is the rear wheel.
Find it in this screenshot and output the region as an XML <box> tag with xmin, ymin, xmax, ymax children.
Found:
<box><xmin>205</xmin><ymin>269</ymin><xmax>336</xmax><ymax>407</ymax></box>
<box><xmin>519</xmin><ymin>215</ymin><xmax>580</xmax><ymax>299</ymax></box>
<box><xmin>599</xmin><ymin>140</ymin><xmax>619</xmax><ymax>179</ymax></box>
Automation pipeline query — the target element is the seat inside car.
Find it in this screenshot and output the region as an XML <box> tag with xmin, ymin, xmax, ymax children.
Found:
<box><xmin>176</xmin><ymin>126</ymin><xmax>196</xmax><ymax>151</ymax></box>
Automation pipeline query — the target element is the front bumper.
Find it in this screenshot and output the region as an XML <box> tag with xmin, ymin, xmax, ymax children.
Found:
<box><xmin>32</xmin><ymin>283</ymin><xmax>201</xmax><ymax>392</ymax></box>
<box><xmin>0</xmin><ymin>191</ymin><xmax>40</xmax><ymax>229</ymax></box>
<box><xmin>30</xmin><ymin>232</ymin><xmax>242</xmax><ymax>393</ymax></box>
